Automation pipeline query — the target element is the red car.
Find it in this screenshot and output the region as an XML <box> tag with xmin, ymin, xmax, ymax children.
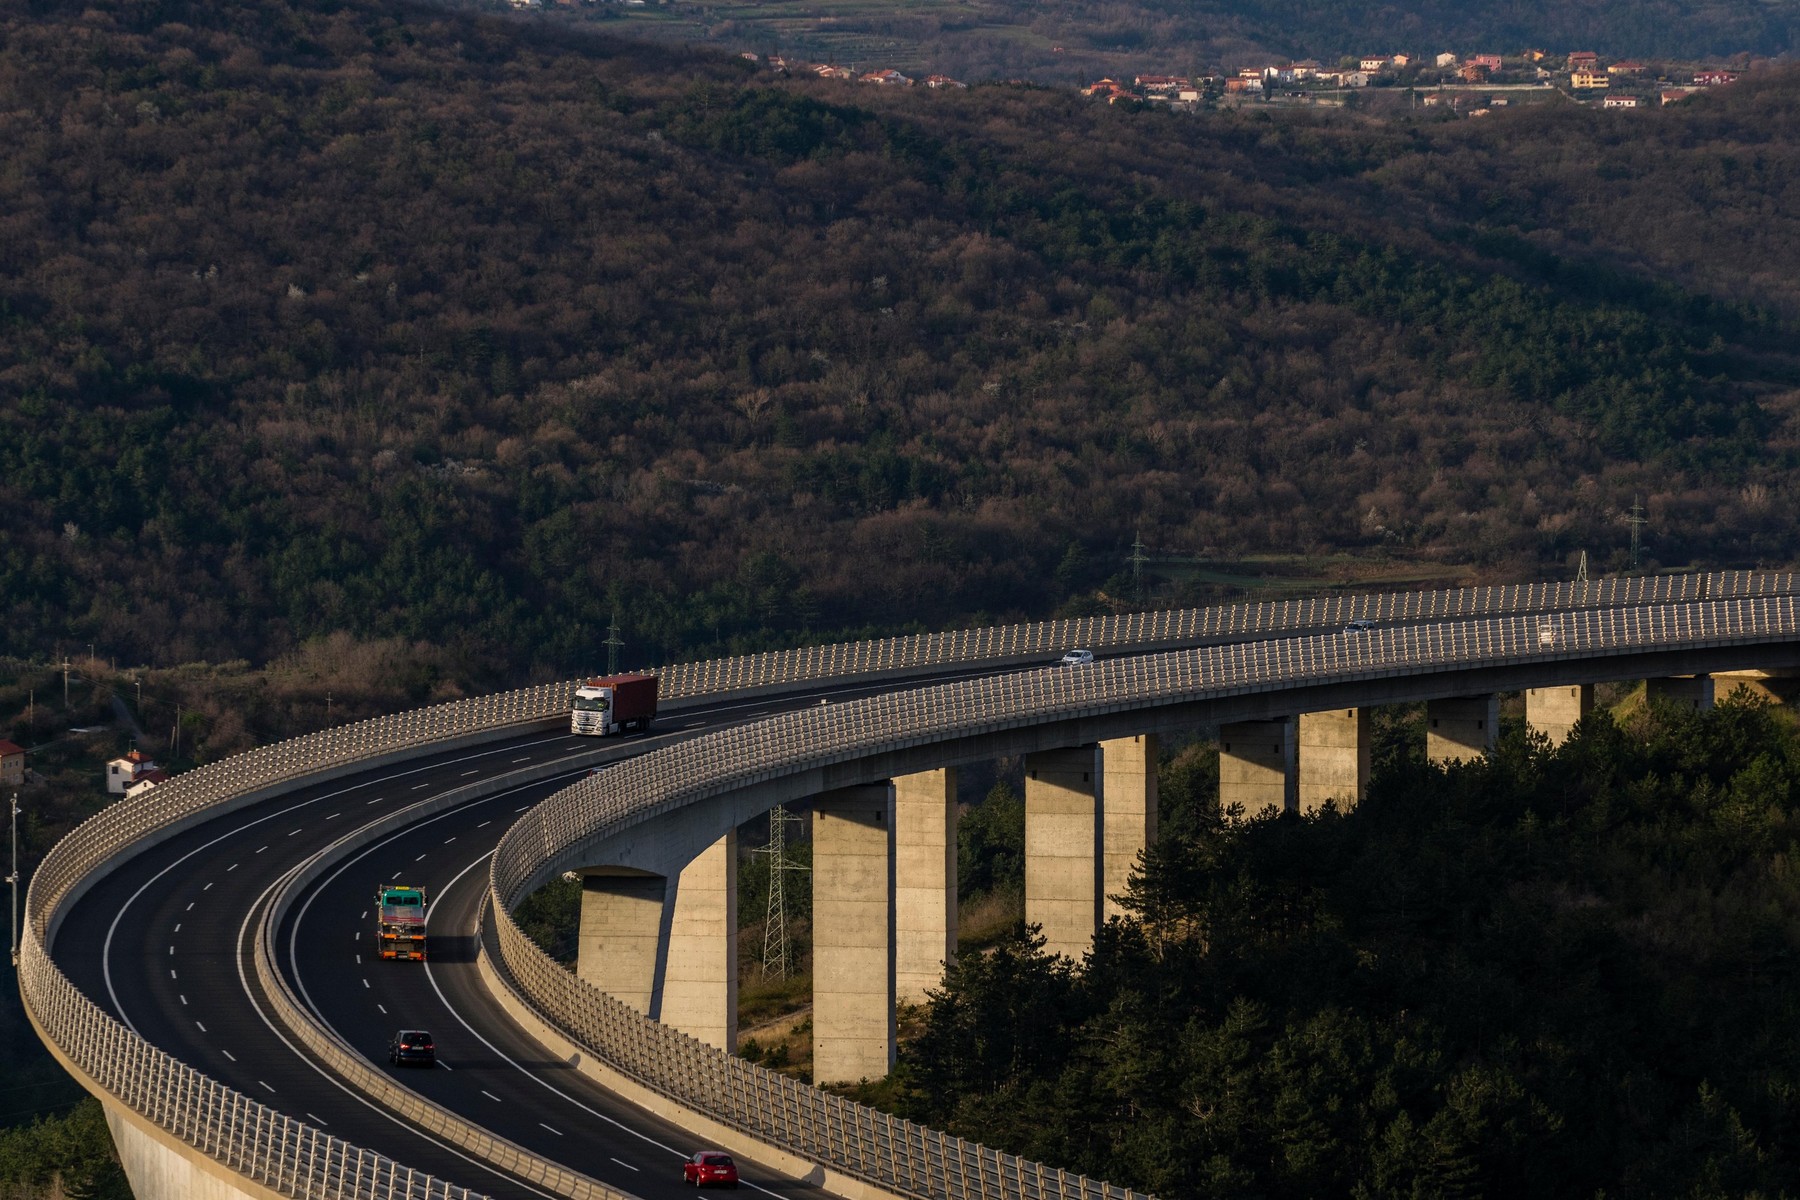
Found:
<box><xmin>683</xmin><ymin>1151</ymin><xmax>739</xmax><ymax>1188</ymax></box>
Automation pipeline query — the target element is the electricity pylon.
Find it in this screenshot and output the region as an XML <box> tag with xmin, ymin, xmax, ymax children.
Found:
<box><xmin>753</xmin><ymin>806</ymin><xmax>808</xmax><ymax>979</ymax></box>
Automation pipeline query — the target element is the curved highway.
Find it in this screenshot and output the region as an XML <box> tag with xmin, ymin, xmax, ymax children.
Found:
<box><xmin>57</xmin><ymin>658</ymin><xmax>1154</xmax><ymax>1199</ymax></box>
<box><xmin>41</xmin><ymin>574</ymin><xmax>1800</xmax><ymax>1200</ymax></box>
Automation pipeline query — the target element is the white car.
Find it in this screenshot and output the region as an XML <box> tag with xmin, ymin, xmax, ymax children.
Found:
<box><xmin>1059</xmin><ymin>649</ymin><xmax>1095</xmax><ymax>666</ymax></box>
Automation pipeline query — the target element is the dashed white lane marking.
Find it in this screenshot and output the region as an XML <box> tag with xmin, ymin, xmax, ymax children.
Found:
<box><xmin>226</xmin><ymin>863</ymin><xmax>239</xmax><ymax>872</ymax></box>
<box><xmin>288</xmin><ymin>828</ymin><xmax>303</xmax><ymax>837</ymax></box>
<box><xmin>538</xmin><ymin>1123</ymin><xmax>562</xmax><ymax>1136</ymax></box>
<box><xmin>173</xmin><ymin>923</ymin><xmax>181</xmax><ymax>933</ymax></box>
<box><xmin>169</xmin><ymin>970</ymin><xmax>177</xmax><ymax>980</ymax></box>
<box><xmin>443</xmin><ymin>836</ymin><xmax>457</xmax><ymax>844</ymax></box>
<box><xmin>377</xmin><ymin>1003</ymin><xmax>387</xmax><ymax>1014</ymax></box>
<box><xmin>306</xmin><ymin>1113</ymin><xmax>330</xmax><ymax>1126</ymax></box>
<box><xmin>391</xmin><ymin>871</ymin><xmax>402</xmax><ymax>879</ymax></box>
<box><xmin>195</xmin><ymin>1020</ymin><xmax>207</xmax><ymax>1033</ymax></box>
<box><xmin>180</xmin><ymin>995</ymin><xmax>187</xmax><ymax>1005</ymax></box>
<box><xmin>481</xmin><ymin>1090</ymin><xmax>502</xmax><ymax>1102</ymax></box>
<box><xmin>354</xmin><ymin>931</ymin><xmax>360</xmax><ymax>941</ymax></box>
<box><xmin>460</xmin><ymin>769</ymin><xmax>479</xmax><ymax>777</ymax></box>
<box><xmin>168</xmin><ymin>946</ymin><xmax>174</xmax><ymax>955</ymax></box>
<box><xmin>185</xmin><ymin>901</ymin><xmax>195</xmax><ymax>911</ymax></box>
<box><xmin>355</xmin><ymin>954</ymin><xmax>362</xmax><ymax>964</ymax></box>
<box><xmin>367</xmin><ymin>797</ymin><xmax>385</xmax><ymax>805</ymax></box>
<box><xmin>439</xmin><ymin>1062</ymin><xmax>453</xmax><ymax>1071</ymax></box>
<box><xmin>258</xmin><ymin>1081</ymin><xmax>275</xmax><ymax>1093</ymax></box>
<box><xmin>511</xmin><ymin>757</ymin><xmax>530</xmax><ymax>763</ymax></box>
<box><xmin>611</xmin><ymin>1158</ymin><xmax>640</xmax><ymax>1172</ymax></box>
<box><xmin>326</xmin><ymin>812</ymin><xmax>341</xmax><ymax>820</ymax></box>
<box><xmin>362</xmin><ymin>979</ymin><xmax>371</xmax><ymax>988</ymax></box>
<box><xmin>411</xmin><ymin>783</ymin><xmax>430</xmax><ymax>790</ymax></box>
<box><xmin>476</xmin><ymin>820</ymin><xmax>492</xmax><ymax>828</ymax></box>
<box><xmin>515</xmin><ymin>805</ymin><xmax>531</xmax><ymax>812</ymax></box>
<box><xmin>255</xmin><ymin>845</ymin><xmax>268</xmax><ymax>853</ymax></box>
<box><xmin>203</xmin><ymin>882</ymin><xmax>213</xmax><ymax>890</ymax></box>
<box><xmin>414</xmin><ymin>853</ymin><xmax>427</xmax><ymax>862</ymax></box>
<box><xmin>222</xmin><ymin>1050</ymin><xmax>237</xmax><ymax>1062</ymax></box>
<box><xmin>361</xmin><ymin>911</ymin><xmax>367</xmax><ymax>920</ymax></box>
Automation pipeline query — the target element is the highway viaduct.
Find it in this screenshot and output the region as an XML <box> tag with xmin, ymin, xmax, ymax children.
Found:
<box><xmin>19</xmin><ymin>572</ymin><xmax>1800</xmax><ymax>1200</ymax></box>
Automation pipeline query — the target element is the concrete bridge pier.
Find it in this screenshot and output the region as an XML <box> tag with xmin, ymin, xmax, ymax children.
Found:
<box><xmin>1219</xmin><ymin>720</ymin><xmax>1295</xmax><ymax>817</ymax></box>
<box><xmin>1647</xmin><ymin>675</ymin><xmax>1714</xmax><ymax>711</ymax></box>
<box><xmin>1710</xmin><ymin>670</ymin><xmax>1791</xmax><ymax>705</ymax></box>
<box><xmin>577</xmin><ymin>868</ymin><xmax>668</xmax><ymax>1015</ymax></box>
<box><xmin>1426</xmin><ymin>695</ymin><xmax>1498</xmax><ymax>764</ymax></box>
<box><xmin>1100</xmin><ymin>735</ymin><xmax>1158</xmax><ymax>919</ymax></box>
<box><xmin>1024</xmin><ymin>746</ymin><xmax>1101</xmax><ymax>961</ymax></box>
<box><xmin>1526</xmin><ymin>685</ymin><xmax>1592</xmax><ymax>746</ymax></box>
<box><xmin>894</xmin><ymin>768</ymin><xmax>957</xmax><ymax>1005</ymax></box>
<box><xmin>1297</xmin><ymin>708</ymin><xmax>1369</xmax><ymax>813</ymax></box>
<box><xmin>812</xmin><ymin>784</ymin><xmax>895</xmax><ymax>1084</ymax></box>
<box><xmin>659</xmin><ymin>832</ymin><xmax>738</xmax><ymax>1051</ymax></box>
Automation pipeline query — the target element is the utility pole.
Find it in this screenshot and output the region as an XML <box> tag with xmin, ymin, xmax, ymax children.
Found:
<box><xmin>171</xmin><ymin>708</ymin><xmax>180</xmax><ymax>761</ymax></box>
<box><xmin>62</xmin><ymin>659</ymin><xmax>69</xmax><ymax>711</ymax></box>
<box><xmin>753</xmin><ymin>806</ymin><xmax>808</xmax><ymax>979</ymax></box>
<box><xmin>7</xmin><ymin>793</ymin><xmax>18</xmax><ymax>968</ymax></box>
<box><xmin>1627</xmin><ymin>496</ymin><xmax>1649</xmax><ymax>572</ymax></box>
<box><xmin>604</xmin><ymin>612</ymin><xmax>625</xmax><ymax>676</ymax></box>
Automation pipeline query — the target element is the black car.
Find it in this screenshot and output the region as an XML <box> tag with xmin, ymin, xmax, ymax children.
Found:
<box><xmin>388</xmin><ymin>1030</ymin><xmax>436</xmax><ymax>1067</ymax></box>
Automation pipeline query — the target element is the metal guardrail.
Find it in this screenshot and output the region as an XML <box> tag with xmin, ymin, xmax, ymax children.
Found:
<box><xmin>19</xmin><ymin>571</ymin><xmax>1800</xmax><ymax>1200</ymax></box>
<box><xmin>488</xmin><ymin>594</ymin><xmax>1800</xmax><ymax>1200</ymax></box>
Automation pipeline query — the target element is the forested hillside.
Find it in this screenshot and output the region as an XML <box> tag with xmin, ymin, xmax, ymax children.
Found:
<box><xmin>887</xmin><ymin>697</ymin><xmax>1800</xmax><ymax>1197</ymax></box>
<box><xmin>4</xmin><ymin>0</ymin><xmax>1800</xmax><ymax>683</ymax></box>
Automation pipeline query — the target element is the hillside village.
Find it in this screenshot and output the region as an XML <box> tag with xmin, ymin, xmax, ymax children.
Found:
<box><xmin>1079</xmin><ymin>49</ymin><xmax>1738</xmax><ymax>112</ymax></box>
<box><xmin>704</xmin><ymin>37</ymin><xmax>1747</xmax><ymax>115</ymax></box>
